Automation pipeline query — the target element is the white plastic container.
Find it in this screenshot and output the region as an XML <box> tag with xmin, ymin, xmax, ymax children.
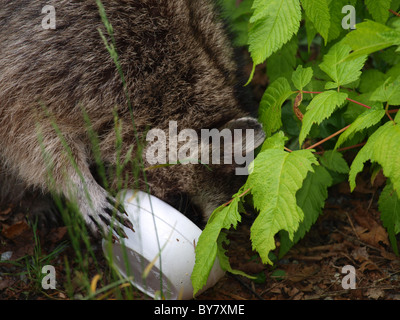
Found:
<box><xmin>102</xmin><ymin>190</ymin><xmax>225</xmax><ymax>300</ymax></box>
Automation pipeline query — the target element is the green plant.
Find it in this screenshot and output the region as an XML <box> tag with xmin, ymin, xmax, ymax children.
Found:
<box><xmin>192</xmin><ymin>0</ymin><xmax>400</xmax><ymax>295</ymax></box>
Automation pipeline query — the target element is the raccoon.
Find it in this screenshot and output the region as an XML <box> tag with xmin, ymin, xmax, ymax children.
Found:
<box><xmin>0</xmin><ymin>0</ymin><xmax>265</xmax><ymax>236</ymax></box>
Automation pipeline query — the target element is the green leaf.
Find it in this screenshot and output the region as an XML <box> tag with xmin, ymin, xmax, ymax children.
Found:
<box><xmin>299</xmin><ymin>91</ymin><xmax>348</xmax><ymax>146</ymax></box>
<box><xmin>248</xmin><ymin>0</ymin><xmax>301</xmax><ymax>79</ymax></box>
<box><xmin>387</xmin><ymin>63</ymin><xmax>400</xmax><ymax>81</ymax></box>
<box><xmin>319</xmin><ymin>150</ymin><xmax>350</xmax><ymax>174</ymax></box>
<box><xmin>279</xmin><ymin>165</ymin><xmax>332</xmax><ymax>257</ymax></box>
<box><xmin>323</xmin><ymin>82</ymin><xmax>337</xmax><ymax>90</ymax></box>
<box><xmin>304</xmin><ymin>13</ymin><xmax>318</xmax><ymax>51</ymax></box>
<box><xmin>258</xmin><ymin>77</ymin><xmax>294</xmax><ymax>137</ymax></box>
<box><xmin>365</xmin><ymin>0</ymin><xmax>392</xmax><ymax>24</ymax></box>
<box><xmin>319</xmin><ymin>43</ymin><xmax>367</xmax><ymax>89</ymax></box>
<box><xmin>216</xmin><ymin>232</ymin><xmax>256</xmax><ymax>278</ymax></box>
<box><xmin>349</xmin><ymin>121</ymin><xmax>400</xmax><ymax>194</ymax></box>
<box><xmin>344</xmin><ymin>93</ymin><xmax>384</xmax><ymax>122</ymax></box>
<box><xmin>292</xmin><ymin>65</ymin><xmax>314</xmax><ymax>91</ymax></box>
<box><xmin>343</xmin><ymin>21</ymin><xmax>397</xmax><ymax>60</ymax></box>
<box><xmin>301</xmin><ymin>0</ymin><xmax>331</xmax><ymax>44</ymax></box>
<box><xmin>249</xmin><ymin>0</ymin><xmax>272</xmax><ymax>22</ymax></box>
<box><xmin>260</xmin><ymin>131</ymin><xmax>288</xmax><ymax>152</ymax></box>
<box><xmin>380</xmin><ymin>46</ymin><xmax>400</xmax><ymax>66</ymax></box>
<box><xmin>378</xmin><ymin>181</ymin><xmax>400</xmax><ymax>255</ymax></box>
<box><xmin>396</xmin><ymin>110</ymin><xmax>400</xmax><ymax>123</ymax></box>
<box><xmin>359</xmin><ymin>69</ymin><xmax>387</xmax><ymax>94</ymax></box>
<box><xmin>348</xmin><ymin>134</ymin><xmax>375</xmax><ymax>192</ymax></box>
<box><xmin>335</xmin><ymin>108</ymin><xmax>386</xmax><ymax>149</ymax></box>
<box><xmin>192</xmin><ymin>194</ymin><xmax>242</xmax><ymax>295</ymax></box>
<box><xmin>370</xmin><ymin>77</ymin><xmax>400</xmax><ymax>106</ymax></box>
<box><xmin>267</xmin><ymin>38</ymin><xmax>298</xmax><ymax>83</ymax></box>
<box><xmin>221</xmin><ymin>0</ymin><xmax>254</xmax><ymax>47</ymax></box>
<box><xmin>392</xmin><ymin>0</ymin><xmax>400</xmax><ymax>11</ymax></box>
<box><xmin>379</xmin><ymin>30</ymin><xmax>400</xmax><ymax>46</ymax></box>
<box><xmin>326</xmin><ymin>0</ymin><xmax>356</xmax><ymax>42</ymax></box>
<box><xmin>245</xmin><ymin>148</ymin><xmax>318</xmax><ymax>264</ymax></box>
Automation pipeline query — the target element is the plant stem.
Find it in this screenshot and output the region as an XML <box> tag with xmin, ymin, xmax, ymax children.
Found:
<box><xmin>389</xmin><ymin>9</ymin><xmax>400</xmax><ymax>17</ymax></box>
<box><xmin>222</xmin><ymin>188</ymin><xmax>251</xmax><ymax>207</ymax></box>
<box><xmin>385</xmin><ymin>102</ymin><xmax>395</xmax><ymax>122</ymax></box>
<box><xmin>315</xmin><ymin>142</ymin><xmax>367</xmax><ymax>155</ymax></box>
<box><xmin>302</xmin><ymin>91</ymin><xmax>323</xmax><ymax>94</ymax></box>
<box><xmin>346</xmin><ymin>98</ymin><xmax>371</xmax><ymax>109</ymax></box>
<box><xmin>306</xmin><ymin>125</ymin><xmax>351</xmax><ymax>150</ymax></box>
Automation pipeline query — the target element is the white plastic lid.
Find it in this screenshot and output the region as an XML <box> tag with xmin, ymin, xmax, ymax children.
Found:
<box><xmin>102</xmin><ymin>190</ymin><xmax>225</xmax><ymax>300</ymax></box>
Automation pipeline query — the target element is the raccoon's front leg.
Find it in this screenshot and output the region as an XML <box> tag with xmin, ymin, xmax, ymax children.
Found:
<box><xmin>0</xmin><ymin>123</ymin><xmax>131</xmax><ymax>237</ymax></box>
<box><xmin>64</xmin><ymin>168</ymin><xmax>132</xmax><ymax>237</ymax></box>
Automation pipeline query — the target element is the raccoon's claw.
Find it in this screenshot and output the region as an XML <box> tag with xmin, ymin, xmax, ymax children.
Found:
<box><xmin>94</xmin><ymin>197</ymin><xmax>134</xmax><ymax>239</ymax></box>
<box><xmin>106</xmin><ymin>196</ymin><xmax>129</xmax><ymax>217</ymax></box>
<box><xmin>76</xmin><ymin>184</ymin><xmax>134</xmax><ymax>239</ymax></box>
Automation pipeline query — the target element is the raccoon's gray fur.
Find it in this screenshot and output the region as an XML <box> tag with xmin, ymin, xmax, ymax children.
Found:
<box><xmin>0</xmin><ymin>0</ymin><xmax>264</xmax><ymax>236</ymax></box>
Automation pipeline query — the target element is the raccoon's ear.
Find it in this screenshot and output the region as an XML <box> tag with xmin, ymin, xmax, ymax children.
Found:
<box><xmin>225</xmin><ymin>117</ymin><xmax>265</xmax><ymax>153</ymax></box>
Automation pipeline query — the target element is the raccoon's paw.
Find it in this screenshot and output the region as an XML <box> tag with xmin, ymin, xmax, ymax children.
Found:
<box><xmin>76</xmin><ymin>184</ymin><xmax>134</xmax><ymax>239</ymax></box>
<box><xmin>23</xmin><ymin>193</ymin><xmax>61</xmax><ymax>232</ymax></box>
